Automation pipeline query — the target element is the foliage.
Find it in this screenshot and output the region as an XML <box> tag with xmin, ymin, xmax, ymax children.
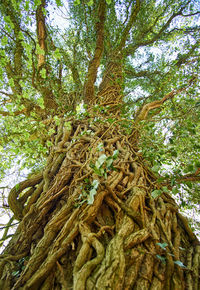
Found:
<box><xmin>0</xmin><ymin>1</ymin><xmax>200</xmax><ymax>288</ymax></box>
<box><xmin>0</xmin><ymin>0</ymin><xmax>199</xmax><ymax>236</ymax></box>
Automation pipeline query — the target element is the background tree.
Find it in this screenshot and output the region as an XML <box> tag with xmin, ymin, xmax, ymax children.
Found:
<box><xmin>0</xmin><ymin>0</ymin><xmax>200</xmax><ymax>289</ymax></box>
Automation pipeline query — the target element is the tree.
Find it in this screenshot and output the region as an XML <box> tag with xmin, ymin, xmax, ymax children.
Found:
<box><xmin>0</xmin><ymin>0</ymin><xmax>200</xmax><ymax>288</ymax></box>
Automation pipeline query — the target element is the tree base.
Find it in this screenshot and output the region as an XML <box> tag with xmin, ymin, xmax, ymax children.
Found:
<box><xmin>1</xmin><ymin>117</ymin><xmax>199</xmax><ymax>289</ymax></box>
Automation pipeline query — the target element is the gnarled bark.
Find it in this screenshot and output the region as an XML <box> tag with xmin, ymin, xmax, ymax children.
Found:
<box><xmin>0</xmin><ymin>108</ymin><xmax>199</xmax><ymax>289</ymax></box>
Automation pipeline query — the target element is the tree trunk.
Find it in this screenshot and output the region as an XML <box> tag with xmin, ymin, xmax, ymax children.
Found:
<box><xmin>0</xmin><ymin>99</ymin><xmax>199</xmax><ymax>290</ymax></box>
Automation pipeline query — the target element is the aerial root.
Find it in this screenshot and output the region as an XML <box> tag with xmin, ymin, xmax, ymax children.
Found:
<box><xmin>1</xmin><ymin>118</ymin><xmax>199</xmax><ymax>289</ymax></box>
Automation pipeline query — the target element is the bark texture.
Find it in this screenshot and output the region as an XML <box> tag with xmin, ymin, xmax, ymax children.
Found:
<box><xmin>0</xmin><ymin>106</ymin><xmax>200</xmax><ymax>289</ymax></box>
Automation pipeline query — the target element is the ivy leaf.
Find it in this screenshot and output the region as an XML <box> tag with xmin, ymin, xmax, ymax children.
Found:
<box><xmin>38</xmin><ymin>97</ymin><xmax>45</xmax><ymax>109</ymax></box>
<box><xmin>12</xmin><ymin>270</ymin><xmax>20</xmax><ymax>277</ymax></box>
<box><xmin>174</xmin><ymin>260</ymin><xmax>186</xmax><ymax>268</ymax></box>
<box><xmin>97</xmin><ymin>143</ymin><xmax>104</xmax><ymax>152</ymax></box>
<box><xmin>106</xmin><ymin>156</ymin><xmax>113</xmax><ymax>168</ymax></box>
<box><xmin>36</xmin><ymin>44</ymin><xmax>45</xmax><ymax>55</ymax></box>
<box><xmin>87</xmin><ymin>188</ymin><xmax>97</xmax><ymax>204</ymax></box>
<box><xmin>162</xmin><ymin>186</ymin><xmax>169</xmax><ymax>193</ymax></box>
<box><xmin>74</xmin><ymin>0</ymin><xmax>80</xmax><ymax>5</ymax></box>
<box><xmin>112</xmin><ymin>150</ymin><xmax>119</xmax><ymax>160</ymax></box>
<box><xmin>93</xmin><ymin>167</ymin><xmax>105</xmax><ymax>177</ymax></box>
<box><xmin>54</xmin><ymin>116</ymin><xmax>60</xmax><ymax>125</ymax></box>
<box><xmin>8</xmin><ymin>78</ymin><xmax>14</xmax><ymax>87</ymax></box>
<box><xmin>156</xmin><ymin>255</ymin><xmax>166</xmax><ymax>264</ymax></box>
<box><xmin>1</xmin><ymin>36</ymin><xmax>8</xmax><ymax>46</ymax></box>
<box><xmin>152</xmin><ymin>165</ymin><xmax>160</xmax><ymax>173</ymax></box>
<box><xmin>87</xmin><ymin>0</ymin><xmax>93</xmax><ymax>6</ymax></box>
<box><xmin>151</xmin><ymin>189</ymin><xmax>162</xmax><ymax>199</ymax></box>
<box><xmin>172</xmin><ymin>187</ymin><xmax>178</xmax><ymax>194</ymax></box>
<box><xmin>92</xmin><ymin>179</ymin><xmax>99</xmax><ymax>190</ymax></box>
<box><xmin>46</xmin><ymin>141</ymin><xmax>53</xmax><ymax>147</ymax></box>
<box><xmin>40</xmin><ymin>68</ymin><xmax>46</xmax><ymax>79</ymax></box>
<box><xmin>157</xmin><ymin>242</ymin><xmax>168</xmax><ymax>250</ymax></box>
<box><xmin>55</xmin><ymin>0</ymin><xmax>62</xmax><ymax>7</ymax></box>
<box><xmin>95</xmin><ymin>154</ymin><xmax>107</xmax><ymax>169</ymax></box>
<box><xmin>54</xmin><ymin>48</ymin><xmax>62</xmax><ymax>60</ymax></box>
<box><xmin>171</xmin><ymin>178</ymin><xmax>176</xmax><ymax>186</ymax></box>
<box><xmin>24</xmin><ymin>1</ymin><xmax>30</xmax><ymax>11</ymax></box>
<box><xmin>106</xmin><ymin>0</ymin><xmax>112</xmax><ymax>4</ymax></box>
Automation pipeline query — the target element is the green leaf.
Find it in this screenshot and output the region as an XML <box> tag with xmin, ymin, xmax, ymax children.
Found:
<box><xmin>93</xmin><ymin>167</ymin><xmax>105</xmax><ymax>176</ymax></box>
<box><xmin>87</xmin><ymin>188</ymin><xmax>97</xmax><ymax>204</ymax></box>
<box><xmin>172</xmin><ymin>187</ymin><xmax>178</xmax><ymax>194</ymax></box>
<box><xmin>157</xmin><ymin>242</ymin><xmax>168</xmax><ymax>250</ymax></box>
<box><xmin>54</xmin><ymin>48</ymin><xmax>62</xmax><ymax>60</ymax></box>
<box><xmin>174</xmin><ymin>260</ymin><xmax>186</xmax><ymax>268</ymax></box>
<box><xmin>1</xmin><ymin>36</ymin><xmax>8</xmax><ymax>46</ymax></box>
<box><xmin>87</xmin><ymin>194</ymin><xmax>94</xmax><ymax>204</ymax></box>
<box><xmin>112</xmin><ymin>150</ymin><xmax>119</xmax><ymax>160</ymax></box>
<box><xmin>156</xmin><ymin>255</ymin><xmax>166</xmax><ymax>264</ymax></box>
<box><xmin>171</xmin><ymin>178</ymin><xmax>176</xmax><ymax>186</ymax></box>
<box><xmin>92</xmin><ymin>179</ymin><xmax>99</xmax><ymax>189</ymax></box>
<box><xmin>46</xmin><ymin>140</ymin><xmax>53</xmax><ymax>147</ymax></box>
<box><xmin>40</xmin><ymin>68</ymin><xmax>46</xmax><ymax>79</ymax></box>
<box><xmin>38</xmin><ymin>97</ymin><xmax>45</xmax><ymax>109</ymax></box>
<box><xmin>74</xmin><ymin>0</ymin><xmax>80</xmax><ymax>5</ymax></box>
<box><xmin>8</xmin><ymin>78</ymin><xmax>14</xmax><ymax>87</ymax></box>
<box><xmin>151</xmin><ymin>189</ymin><xmax>162</xmax><ymax>199</ymax></box>
<box><xmin>87</xmin><ymin>0</ymin><xmax>93</xmax><ymax>6</ymax></box>
<box><xmin>162</xmin><ymin>186</ymin><xmax>168</xmax><ymax>193</ymax></box>
<box><xmin>18</xmin><ymin>31</ymin><xmax>24</xmax><ymax>40</ymax></box>
<box><xmin>36</xmin><ymin>44</ymin><xmax>45</xmax><ymax>55</ymax></box>
<box><xmin>48</xmin><ymin>128</ymin><xmax>56</xmax><ymax>136</ymax></box>
<box><xmin>54</xmin><ymin>116</ymin><xmax>60</xmax><ymax>125</ymax></box>
<box><xmin>106</xmin><ymin>0</ymin><xmax>112</xmax><ymax>4</ymax></box>
<box><xmin>55</xmin><ymin>0</ymin><xmax>62</xmax><ymax>7</ymax></box>
<box><xmin>34</xmin><ymin>0</ymin><xmax>42</xmax><ymax>7</ymax></box>
<box><xmin>12</xmin><ymin>270</ymin><xmax>20</xmax><ymax>277</ymax></box>
<box><xmin>97</xmin><ymin>143</ymin><xmax>104</xmax><ymax>152</ymax></box>
<box><xmin>95</xmin><ymin>154</ymin><xmax>107</xmax><ymax>169</ymax></box>
<box><xmin>152</xmin><ymin>165</ymin><xmax>160</xmax><ymax>173</ymax></box>
<box><xmin>106</xmin><ymin>156</ymin><xmax>113</xmax><ymax>168</ymax></box>
<box><xmin>64</xmin><ymin>121</ymin><xmax>72</xmax><ymax>131</ymax></box>
<box><xmin>24</xmin><ymin>1</ymin><xmax>30</xmax><ymax>11</ymax></box>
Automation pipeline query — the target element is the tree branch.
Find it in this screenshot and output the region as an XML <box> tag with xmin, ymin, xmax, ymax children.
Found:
<box><xmin>0</xmin><ymin>109</ymin><xmax>26</xmax><ymax>117</ymax></box>
<box><xmin>125</xmin><ymin>1</ymin><xmax>191</xmax><ymax>56</ymax></box>
<box><xmin>117</xmin><ymin>0</ymin><xmax>140</xmax><ymax>50</ymax></box>
<box><xmin>36</xmin><ymin>0</ymin><xmax>47</xmax><ymax>68</ymax></box>
<box><xmin>83</xmin><ymin>0</ymin><xmax>106</xmax><ymax>104</ymax></box>
<box><xmin>35</xmin><ymin>0</ymin><xmax>58</xmax><ymax>111</ymax></box>
<box><xmin>135</xmin><ymin>76</ymin><xmax>197</xmax><ymax>122</ymax></box>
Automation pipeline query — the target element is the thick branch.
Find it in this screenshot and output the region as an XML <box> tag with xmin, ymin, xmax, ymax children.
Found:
<box><xmin>0</xmin><ymin>1</ymin><xmax>23</xmax><ymax>94</ymax></box>
<box><xmin>83</xmin><ymin>0</ymin><xmax>106</xmax><ymax>104</ymax></box>
<box><xmin>36</xmin><ymin>0</ymin><xmax>47</xmax><ymax>68</ymax></box>
<box><xmin>35</xmin><ymin>1</ymin><xmax>58</xmax><ymax>111</ymax></box>
<box><xmin>0</xmin><ymin>109</ymin><xmax>26</xmax><ymax>117</ymax></box>
<box><xmin>118</xmin><ymin>0</ymin><xmax>140</xmax><ymax>50</ymax></box>
<box><xmin>135</xmin><ymin>76</ymin><xmax>197</xmax><ymax>122</ymax></box>
<box><xmin>125</xmin><ymin>68</ymin><xmax>162</xmax><ymax>79</ymax></box>
<box><xmin>176</xmin><ymin>168</ymin><xmax>200</xmax><ymax>184</ymax></box>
